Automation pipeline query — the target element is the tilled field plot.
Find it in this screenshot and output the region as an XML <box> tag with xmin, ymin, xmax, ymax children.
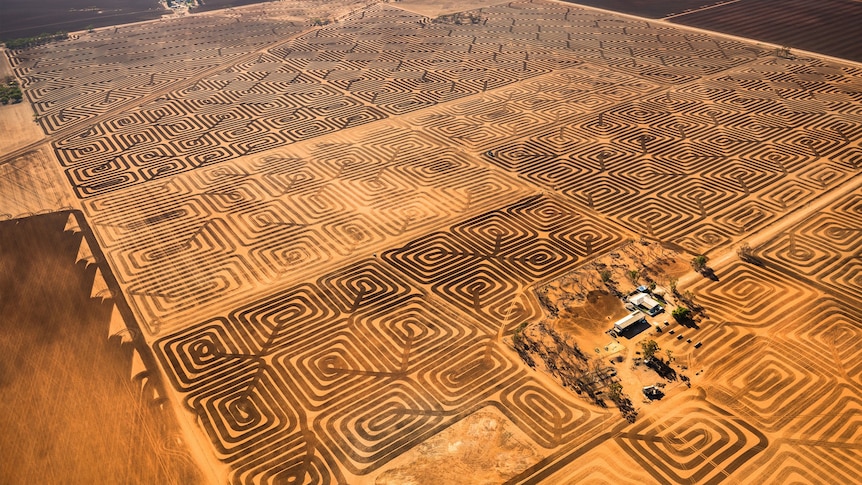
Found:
<box><xmin>47</xmin><ymin>2</ymin><xmax>762</xmax><ymax>198</ymax></box>
<box><xmin>7</xmin><ymin>0</ymin><xmax>369</xmax><ymax>134</ymax></box>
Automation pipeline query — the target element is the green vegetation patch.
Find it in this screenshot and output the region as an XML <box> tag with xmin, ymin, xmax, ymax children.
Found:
<box><xmin>0</xmin><ymin>78</ymin><xmax>23</xmax><ymax>104</ymax></box>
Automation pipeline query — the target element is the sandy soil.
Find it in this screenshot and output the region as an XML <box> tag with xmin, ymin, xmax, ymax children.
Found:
<box><xmin>0</xmin><ymin>102</ymin><xmax>44</xmax><ymax>152</ymax></box>
<box><xmin>394</xmin><ymin>0</ymin><xmax>504</xmax><ymax>17</ymax></box>
<box><xmin>557</xmin><ymin>289</ymin><xmax>629</xmax><ymax>337</ymax></box>
<box><xmin>371</xmin><ymin>407</ymin><xmax>544</xmax><ymax>485</ymax></box>
<box><xmin>0</xmin><ymin>212</ymin><xmax>205</xmax><ymax>484</ymax></box>
<box><xmin>0</xmin><ymin>147</ymin><xmax>76</xmax><ymax>219</ymax></box>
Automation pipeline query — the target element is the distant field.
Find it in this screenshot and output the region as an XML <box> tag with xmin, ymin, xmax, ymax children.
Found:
<box><xmin>563</xmin><ymin>0</ymin><xmax>862</xmax><ymax>64</ymax></box>
<box><xmin>0</xmin><ymin>0</ymin><xmax>167</xmax><ymax>40</ymax></box>
<box><xmin>670</xmin><ymin>0</ymin><xmax>862</xmax><ymax>63</ymax></box>
<box><xmin>191</xmin><ymin>0</ymin><xmax>273</xmax><ymax>13</ymax></box>
<box><xmin>562</xmin><ymin>0</ymin><xmax>722</xmax><ymax>18</ymax></box>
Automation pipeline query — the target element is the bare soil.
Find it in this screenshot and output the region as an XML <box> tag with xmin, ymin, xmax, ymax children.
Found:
<box><xmin>394</xmin><ymin>0</ymin><xmax>504</xmax><ymax>17</ymax></box>
<box><xmin>371</xmin><ymin>407</ymin><xmax>544</xmax><ymax>485</ymax></box>
<box><xmin>557</xmin><ymin>289</ymin><xmax>629</xmax><ymax>337</ymax></box>
<box><xmin>0</xmin><ymin>148</ymin><xmax>75</xmax><ymax>219</ymax></box>
<box><xmin>0</xmin><ymin>103</ymin><xmax>43</xmax><ymax>153</ymax></box>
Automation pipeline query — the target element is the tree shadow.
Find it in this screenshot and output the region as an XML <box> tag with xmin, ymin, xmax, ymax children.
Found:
<box><xmin>674</xmin><ymin>315</ymin><xmax>700</xmax><ymax>329</ymax></box>
<box><xmin>741</xmin><ymin>255</ymin><xmax>765</xmax><ymax>267</ymax></box>
<box><xmin>700</xmin><ymin>267</ymin><xmax>719</xmax><ymax>281</ymax></box>
<box><xmin>646</xmin><ymin>358</ymin><xmax>677</xmax><ymax>381</ymax></box>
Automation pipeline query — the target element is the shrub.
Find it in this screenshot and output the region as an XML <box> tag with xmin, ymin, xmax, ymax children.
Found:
<box><xmin>672</xmin><ymin>306</ymin><xmax>691</xmax><ymax>323</ymax></box>
<box><xmin>691</xmin><ymin>254</ymin><xmax>708</xmax><ymax>272</ymax></box>
<box><xmin>3</xmin><ymin>31</ymin><xmax>68</xmax><ymax>49</ymax></box>
<box><xmin>641</xmin><ymin>339</ymin><xmax>659</xmax><ymax>359</ymax></box>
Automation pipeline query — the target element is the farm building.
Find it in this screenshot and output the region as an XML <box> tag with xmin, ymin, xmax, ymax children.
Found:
<box><xmin>612</xmin><ymin>312</ymin><xmax>646</xmax><ymax>334</ymax></box>
<box><xmin>630</xmin><ymin>293</ymin><xmax>663</xmax><ymax>316</ymax></box>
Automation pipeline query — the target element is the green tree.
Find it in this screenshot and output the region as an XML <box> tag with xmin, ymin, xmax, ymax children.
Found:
<box><xmin>672</xmin><ymin>306</ymin><xmax>691</xmax><ymax>323</ymax></box>
<box><xmin>512</xmin><ymin>322</ymin><xmax>527</xmax><ymax>347</ymax></box>
<box><xmin>600</xmin><ymin>269</ymin><xmax>612</xmax><ymax>283</ymax></box>
<box><xmin>608</xmin><ymin>382</ymin><xmax>623</xmax><ymax>402</ymax></box>
<box><xmin>627</xmin><ymin>269</ymin><xmax>639</xmax><ymax>285</ymax></box>
<box><xmin>3</xmin><ymin>31</ymin><xmax>68</xmax><ymax>49</ymax></box>
<box><xmin>0</xmin><ymin>80</ymin><xmax>23</xmax><ymax>104</ymax></box>
<box><xmin>641</xmin><ymin>339</ymin><xmax>659</xmax><ymax>360</ymax></box>
<box><xmin>691</xmin><ymin>254</ymin><xmax>709</xmax><ymax>272</ymax></box>
<box><xmin>665</xmin><ymin>349</ymin><xmax>673</xmax><ymax>363</ymax></box>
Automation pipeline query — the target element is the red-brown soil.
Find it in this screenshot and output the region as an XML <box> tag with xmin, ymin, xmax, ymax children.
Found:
<box><xmin>557</xmin><ymin>289</ymin><xmax>629</xmax><ymax>335</ymax></box>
